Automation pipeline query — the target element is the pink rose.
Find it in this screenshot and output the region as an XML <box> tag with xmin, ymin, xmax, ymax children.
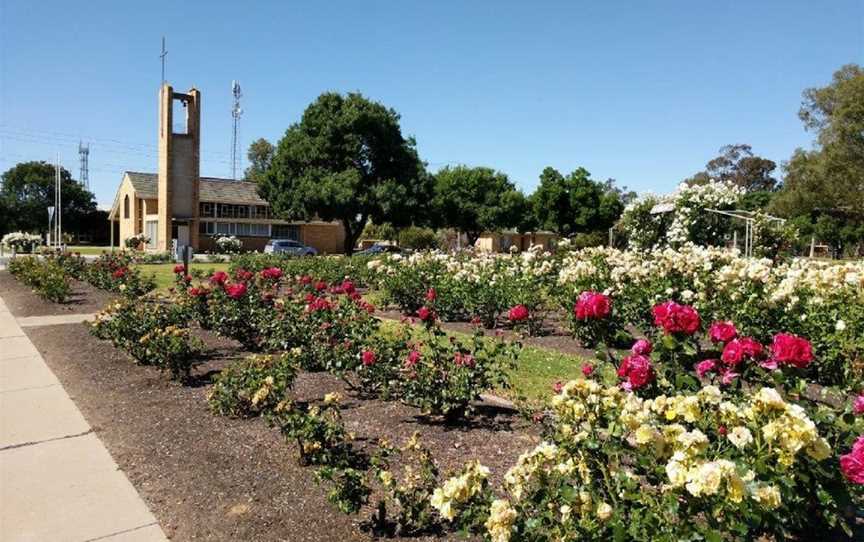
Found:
<box><xmin>581</xmin><ymin>363</ymin><xmax>594</xmax><ymax>377</ymax></box>
<box><xmin>454</xmin><ymin>352</ymin><xmax>475</xmax><ymax>367</ymax></box>
<box><xmin>225</xmin><ymin>282</ymin><xmax>247</xmax><ymax>299</ymax></box>
<box><xmin>553</xmin><ymin>381</ymin><xmax>563</xmax><ymax>394</ymax></box>
<box><xmin>721</xmin><ymin>340</ymin><xmax>745</xmax><ymax>366</ymax></box>
<box><xmin>341</xmin><ymin>280</ymin><xmax>356</xmax><ymax>295</ymax></box>
<box><xmin>854</xmin><ymin>395</ymin><xmax>864</xmax><ymax>415</ymax></box>
<box><xmin>695</xmin><ymin>359</ymin><xmax>718</xmax><ymax>378</ymax></box>
<box><xmin>508</xmin><ymin>304</ymin><xmax>530</xmax><ymax>322</ymax></box>
<box><xmin>361</xmin><ymin>350</ymin><xmax>376</xmax><ymax>366</ymax></box>
<box><xmin>718</xmin><ymin>367</ymin><xmax>740</xmax><ymax>386</ymax></box>
<box><xmin>708</xmin><ymin>321</ymin><xmax>738</xmax><ymax>343</ymax></box>
<box><xmin>425</xmin><ymin>288</ymin><xmax>437</xmax><ymax>301</ymax></box>
<box><xmin>840</xmin><ymin>436</ymin><xmax>864</xmax><ymax>484</ymax></box>
<box><xmin>738</xmin><ymin>337</ymin><xmax>763</xmax><ymax>359</ymax></box>
<box><xmin>631</xmin><ymin>339</ymin><xmax>653</xmax><ymax>356</ymax></box>
<box><xmin>769</xmin><ymin>333</ymin><xmax>814</xmax><ymax>369</ymax></box>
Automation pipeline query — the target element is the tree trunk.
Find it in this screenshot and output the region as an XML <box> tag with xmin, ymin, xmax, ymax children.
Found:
<box><xmin>466</xmin><ymin>231</ymin><xmax>481</xmax><ymax>247</ymax></box>
<box><xmin>342</xmin><ymin>220</ymin><xmax>355</xmax><ymax>256</ymax></box>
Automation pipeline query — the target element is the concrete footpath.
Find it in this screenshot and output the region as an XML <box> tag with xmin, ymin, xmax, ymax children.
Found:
<box><xmin>0</xmin><ymin>296</ymin><xmax>168</xmax><ymax>541</ymax></box>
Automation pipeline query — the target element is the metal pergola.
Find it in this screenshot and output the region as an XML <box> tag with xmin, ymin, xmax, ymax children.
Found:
<box><xmin>704</xmin><ymin>209</ymin><xmax>785</xmax><ymax>257</ymax></box>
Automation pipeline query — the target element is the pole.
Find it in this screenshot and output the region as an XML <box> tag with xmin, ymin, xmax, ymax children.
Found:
<box><xmin>56</xmin><ymin>153</ymin><xmax>62</xmax><ymax>250</ymax></box>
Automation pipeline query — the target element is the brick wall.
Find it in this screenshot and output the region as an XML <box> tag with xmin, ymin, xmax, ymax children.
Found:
<box><xmin>302</xmin><ymin>223</ymin><xmax>346</xmax><ymax>254</ymax></box>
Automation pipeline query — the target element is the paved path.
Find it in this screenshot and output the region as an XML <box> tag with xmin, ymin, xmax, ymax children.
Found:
<box><xmin>0</xmin><ymin>298</ymin><xmax>167</xmax><ymax>541</ymax></box>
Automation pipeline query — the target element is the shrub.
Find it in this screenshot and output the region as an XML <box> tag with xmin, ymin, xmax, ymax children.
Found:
<box><xmin>208</xmin><ymin>353</ymin><xmax>299</xmax><ymax>417</ymax></box>
<box><xmin>124</xmin><ymin>233</ymin><xmax>149</xmax><ymax>250</ymax></box>
<box><xmin>138</xmin><ymin>325</ymin><xmax>202</xmax><ymax>383</ymax></box>
<box><xmin>398</xmin><ymin>226</ymin><xmax>439</xmax><ymax>250</ymax></box>
<box><xmin>8</xmin><ymin>257</ymin><xmax>70</xmax><ymax>302</ymax></box>
<box><xmin>214</xmin><ymin>235</ymin><xmax>243</xmax><ymax>254</ymax></box>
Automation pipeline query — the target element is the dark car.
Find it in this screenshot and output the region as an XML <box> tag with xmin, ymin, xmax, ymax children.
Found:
<box><xmin>355</xmin><ymin>244</ymin><xmax>403</xmax><ymax>256</ymax></box>
<box><xmin>264</xmin><ymin>239</ymin><xmax>318</xmax><ymax>256</ymax></box>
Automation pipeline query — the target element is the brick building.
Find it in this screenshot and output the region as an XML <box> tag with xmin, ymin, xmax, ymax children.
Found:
<box><xmin>107</xmin><ymin>83</ymin><xmax>345</xmax><ymax>254</ymax></box>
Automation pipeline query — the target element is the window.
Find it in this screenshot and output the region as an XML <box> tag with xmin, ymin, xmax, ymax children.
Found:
<box><xmin>252</xmin><ymin>205</ymin><xmax>270</xmax><ymax>219</ymax></box>
<box><xmin>123</xmin><ymin>195</ymin><xmax>130</xmax><ymax>219</ymax></box>
<box><xmin>200</xmin><ymin>202</ymin><xmax>214</xmax><ymax>218</ymax></box>
<box><xmin>216</xmin><ymin>204</ymin><xmax>251</xmax><ymax>219</ymax></box>
<box><xmin>199</xmin><ymin>222</ymin><xmax>270</xmax><ymax>237</ymax></box>
<box><xmin>145</xmin><ymin>221</ymin><xmax>158</xmax><ymax>249</ymax></box>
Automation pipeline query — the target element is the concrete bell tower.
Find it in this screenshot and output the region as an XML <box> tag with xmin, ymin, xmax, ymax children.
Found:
<box><xmin>157</xmin><ymin>83</ymin><xmax>201</xmax><ymax>252</ymax></box>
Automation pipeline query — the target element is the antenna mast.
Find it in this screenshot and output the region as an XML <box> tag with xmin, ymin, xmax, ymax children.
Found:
<box><xmin>78</xmin><ymin>141</ymin><xmax>89</xmax><ymax>190</ymax></box>
<box><xmin>160</xmin><ymin>36</ymin><xmax>168</xmax><ymax>85</ymax></box>
<box><xmin>231</xmin><ymin>80</ymin><xmax>243</xmax><ymax>180</ymax></box>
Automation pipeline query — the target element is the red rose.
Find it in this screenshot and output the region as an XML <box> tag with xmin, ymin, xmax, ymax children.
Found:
<box><xmin>770</xmin><ymin>333</ymin><xmax>813</xmax><ymax>369</ymax></box>
<box><xmin>225</xmin><ymin>282</ymin><xmax>247</xmax><ymax>299</ymax></box>
<box><xmin>234</xmin><ymin>268</ymin><xmax>253</xmax><ymax>282</ymax></box>
<box><xmin>112</xmin><ymin>267</ymin><xmax>127</xmax><ymax>279</ymax></box>
<box><xmin>508</xmin><ymin>304</ymin><xmax>530</xmax><ymax>322</ymax></box>
<box><xmin>652</xmin><ymin>301</ymin><xmax>700</xmax><ymax>335</ymax></box>
<box><xmin>260</xmin><ymin>267</ymin><xmax>283</xmax><ymax>280</ymax></box>
<box><xmin>361</xmin><ymin>350</ymin><xmax>376</xmax><ymax>366</ymax></box>
<box><xmin>708</xmin><ymin>321</ymin><xmax>737</xmax><ymax>343</ymax></box>
<box><xmin>738</xmin><ymin>337</ymin><xmax>763</xmax><ymax>359</ymax></box>
<box><xmin>425</xmin><ymin>288</ymin><xmax>437</xmax><ymax>301</ymax></box>
<box><xmin>173</xmin><ymin>264</ymin><xmax>185</xmax><ymax>274</ymax></box>
<box><xmin>299</xmin><ymin>275</ymin><xmax>312</xmax><ymax>285</ymax></box>
<box><xmin>210</xmin><ymin>271</ymin><xmax>229</xmax><ymax>286</ymax></box>
<box><xmin>187</xmin><ymin>286</ymin><xmax>208</xmax><ymax>297</ymax></box>
<box><xmin>581</xmin><ymin>363</ymin><xmax>594</xmax><ymax>377</ymax></box>
<box><xmin>404</xmin><ymin>350</ymin><xmax>421</xmax><ymax>368</ymax></box>
<box><xmin>617</xmin><ymin>354</ymin><xmax>654</xmax><ymax>390</ymax></box>
<box><xmin>574</xmin><ymin>291</ymin><xmax>611</xmax><ymax>320</ymax></box>
<box><xmin>341</xmin><ymin>280</ymin><xmax>355</xmax><ymax>295</ymax></box>
<box><xmin>314</xmin><ymin>280</ymin><xmax>328</xmax><ymax>292</ymax></box>
<box><xmin>306</xmin><ymin>296</ymin><xmax>332</xmax><ymax>312</ymax></box>
<box><xmin>417</xmin><ymin>306</ymin><xmax>434</xmax><ymax>322</ymax></box>
<box><xmin>840</xmin><ymin>436</ymin><xmax>864</xmax><ymax>484</ymax></box>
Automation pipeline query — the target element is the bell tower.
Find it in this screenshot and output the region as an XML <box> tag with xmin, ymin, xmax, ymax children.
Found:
<box><xmin>157</xmin><ymin>83</ymin><xmax>201</xmax><ymax>252</ymax></box>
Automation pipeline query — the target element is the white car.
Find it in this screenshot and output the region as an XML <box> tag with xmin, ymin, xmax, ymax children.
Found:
<box><xmin>263</xmin><ymin>239</ymin><xmax>318</xmax><ymax>256</ymax></box>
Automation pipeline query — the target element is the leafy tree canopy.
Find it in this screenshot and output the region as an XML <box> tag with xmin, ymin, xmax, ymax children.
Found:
<box><xmin>432</xmin><ymin>165</ymin><xmax>525</xmax><ymax>245</ymax></box>
<box><xmin>1</xmin><ymin>161</ymin><xmax>97</xmax><ymax>235</ymax></box>
<box><xmin>530</xmin><ymin>166</ymin><xmax>623</xmax><ymax>236</ymax></box>
<box><xmin>244</xmin><ymin>138</ymin><xmax>274</xmax><ymax>182</ymax></box>
<box><xmin>258</xmin><ymin>92</ymin><xmax>431</xmax><ymax>254</ymax></box>
<box><xmin>685</xmin><ymin>144</ymin><xmax>778</xmax><ymax>192</ymax></box>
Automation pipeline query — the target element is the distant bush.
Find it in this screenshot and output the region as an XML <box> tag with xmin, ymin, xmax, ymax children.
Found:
<box><xmin>8</xmin><ymin>257</ymin><xmax>70</xmax><ymax>302</ymax></box>
<box><xmin>398</xmin><ymin>227</ymin><xmax>439</xmax><ymax>250</ymax></box>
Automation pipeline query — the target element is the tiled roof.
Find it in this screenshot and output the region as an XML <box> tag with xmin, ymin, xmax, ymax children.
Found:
<box><xmin>123</xmin><ymin>171</ymin><xmax>268</xmax><ymax>205</ymax></box>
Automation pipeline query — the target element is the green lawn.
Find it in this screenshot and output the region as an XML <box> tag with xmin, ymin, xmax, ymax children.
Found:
<box><xmin>133</xmin><ymin>262</ymin><xmax>230</xmax><ymax>290</ymax></box>
<box><xmin>378</xmin><ymin>319</ymin><xmax>588</xmax><ymax>402</ymax></box>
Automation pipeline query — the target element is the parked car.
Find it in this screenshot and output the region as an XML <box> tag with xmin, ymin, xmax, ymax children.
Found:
<box><xmin>354</xmin><ymin>244</ymin><xmax>403</xmax><ymax>256</ymax></box>
<box><xmin>264</xmin><ymin>239</ymin><xmax>318</xmax><ymax>256</ymax></box>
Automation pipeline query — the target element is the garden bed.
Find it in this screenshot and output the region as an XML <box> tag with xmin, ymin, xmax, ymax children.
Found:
<box><xmin>17</xmin><ymin>284</ymin><xmax>536</xmax><ymax>540</ymax></box>
<box><xmin>0</xmin><ymin>270</ymin><xmax>115</xmax><ymax>317</ymax></box>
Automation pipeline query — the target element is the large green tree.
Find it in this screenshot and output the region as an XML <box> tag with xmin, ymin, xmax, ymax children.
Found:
<box><xmin>432</xmin><ymin>165</ymin><xmax>526</xmax><ymax>245</ymax></box>
<box><xmin>258</xmin><ymin>93</ymin><xmax>431</xmax><ymax>254</ymax></box>
<box><xmin>530</xmin><ymin>166</ymin><xmax>623</xmax><ymax>235</ymax></box>
<box><xmin>244</xmin><ymin>138</ymin><xmax>274</xmax><ymax>182</ymax></box>
<box><xmin>770</xmin><ymin>64</ymin><xmax>864</xmax><ymax>255</ymax></box>
<box><xmin>685</xmin><ymin>144</ymin><xmax>778</xmax><ymax>192</ymax></box>
<box><xmin>1</xmin><ymin>161</ymin><xmax>97</xmax><ymax>236</ymax></box>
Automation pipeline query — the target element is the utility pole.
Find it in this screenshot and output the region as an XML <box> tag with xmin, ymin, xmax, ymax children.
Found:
<box><xmin>55</xmin><ymin>154</ymin><xmax>61</xmax><ymax>249</ymax></box>
<box><xmin>231</xmin><ymin>80</ymin><xmax>243</xmax><ymax>180</ymax></box>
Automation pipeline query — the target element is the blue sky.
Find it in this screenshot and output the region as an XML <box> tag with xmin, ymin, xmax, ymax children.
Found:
<box><xmin>1</xmin><ymin>1</ymin><xmax>862</xmax><ymax>208</ymax></box>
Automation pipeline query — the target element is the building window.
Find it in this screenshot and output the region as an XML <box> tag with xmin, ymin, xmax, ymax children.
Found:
<box><xmin>123</xmin><ymin>195</ymin><xmax>130</xmax><ymax>219</ymax></box>
<box><xmin>199</xmin><ymin>221</ymin><xmax>270</xmax><ymax>237</ymax></box>
<box><xmin>252</xmin><ymin>205</ymin><xmax>270</xmax><ymax>219</ymax></box>
<box><xmin>272</xmin><ymin>224</ymin><xmax>300</xmax><ymax>241</ymax></box>
<box><xmin>200</xmin><ymin>202</ymin><xmax>214</xmax><ymax>218</ymax></box>
<box><xmin>145</xmin><ymin>220</ymin><xmax>158</xmax><ymax>249</ymax></box>
<box><xmin>216</xmin><ymin>204</ymin><xmax>251</xmax><ymax>219</ymax></box>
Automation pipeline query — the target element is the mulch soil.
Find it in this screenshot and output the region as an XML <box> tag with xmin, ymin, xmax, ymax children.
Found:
<box><xmin>0</xmin><ymin>271</ymin><xmax>115</xmax><ymax>317</ymax></box>
<box><xmin>4</xmin><ymin>271</ymin><xmax>539</xmax><ymax>541</ymax></box>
